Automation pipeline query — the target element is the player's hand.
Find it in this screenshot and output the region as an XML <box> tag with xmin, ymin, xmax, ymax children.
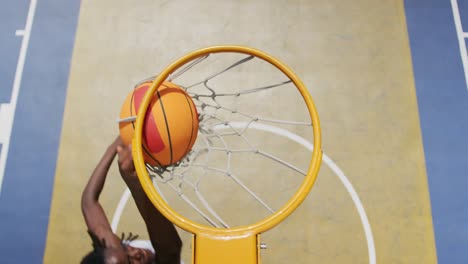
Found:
<box><xmin>111</xmin><ymin>136</ymin><xmax>123</xmax><ymax>149</ymax></box>
<box><xmin>116</xmin><ymin>144</ymin><xmax>139</xmax><ymax>187</ymax></box>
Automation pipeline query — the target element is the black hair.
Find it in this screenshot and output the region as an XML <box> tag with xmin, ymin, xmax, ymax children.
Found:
<box><xmin>80</xmin><ymin>231</ymin><xmax>140</xmax><ymax>264</ymax></box>
<box><xmin>81</xmin><ymin>247</ymin><xmax>106</xmax><ymax>264</ymax></box>
<box><xmin>81</xmin><ymin>231</ymin><xmax>107</xmax><ymax>264</ymax></box>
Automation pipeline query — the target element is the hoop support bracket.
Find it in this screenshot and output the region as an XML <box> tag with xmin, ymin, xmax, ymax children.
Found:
<box><xmin>192</xmin><ymin>233</ymin><xmax>260</xmax><ymax>264</ymax></box>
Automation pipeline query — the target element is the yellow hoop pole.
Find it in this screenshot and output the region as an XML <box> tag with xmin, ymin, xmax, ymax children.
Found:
<box><xmin>132</xmin><ymin>45</ymin><xmax>322</xmax><ymax>263</ymax></box>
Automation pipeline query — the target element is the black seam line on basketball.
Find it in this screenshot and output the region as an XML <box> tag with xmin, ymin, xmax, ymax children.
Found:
<box><xmin>142</xmin><ymin>144</ymin><xmax>163</xmax><ymax>168</ymax></box>
<box><xmin>131</xmin><ymin>87</ymin><xmax>163</xmax><ymax>167</ymax></box>
<box><xmin>157</xmin><ymin>90</ymin><xmax>173</xmax><ymax>165</ymax></box>
<box><xmin>182</xmin><ymin>94</ymin><xmax>195</xmax><ymax>157</ymax></box>
<box><xmin>130</xmin><ymin>87</ymin><xmax>136</xmax><ymax>130</ymax></box>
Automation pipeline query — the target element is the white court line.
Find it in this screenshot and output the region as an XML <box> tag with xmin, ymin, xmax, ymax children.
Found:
<box><xmin>111</xmin><ymin>123</ymin><xmax>376</xmax><ymax>264</ymax></box>
<box><xmin>0</xmin><ymin>0</ymin><xmax>37</xmax><ymax>192</ymax></box>
<box><xmin>234</xmin><ymin>122</ymin><xmax>376</xmax><ymax>264</ymax></box>
<box><xmin>111</xmin><ymin>188</ymin><xmax>131</xmax><ymax>232</ymax></box>
<box><xmin>451</xmin><ymin>0</ymin><xmax>468</xmax><ymax>90</ymax></box>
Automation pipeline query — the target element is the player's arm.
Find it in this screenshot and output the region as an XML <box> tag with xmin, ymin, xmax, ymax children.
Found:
<box><xmin>81</xmin><ymin>137</ymin><xmax>122</xmax><ymax>248</ymax></box>
<box><xmin>117</xmin><ymin>145</ymin><xmax>182</xmax><ymax>264</ymax></box>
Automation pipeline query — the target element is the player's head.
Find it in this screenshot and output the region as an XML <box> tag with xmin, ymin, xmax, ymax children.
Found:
<box><xmin>81</xmin><ymin>246</ymin><xmax>105</xmax><ymax>263</ymax></box>
<box><xmin>81</xmin><ymin>232</ymin><xmax>155</xmax><ymax>264</ymax></box>
<box><xmin>81</xmin><ymin>246</ymin><xmax>155</xmax><ymax>264</ymax></box>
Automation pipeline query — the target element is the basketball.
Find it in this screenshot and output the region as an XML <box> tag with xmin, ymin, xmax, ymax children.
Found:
<box><xmin>119</xmin><ymin>81</ymin><xmax>199</xmax><ymax>167</ymax></box>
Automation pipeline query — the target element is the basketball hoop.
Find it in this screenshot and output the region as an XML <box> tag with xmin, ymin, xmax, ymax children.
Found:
<box><xmin>131</xmin><ymin>46</ymin><xmax>322</xmax><ymax>263</ymax></box>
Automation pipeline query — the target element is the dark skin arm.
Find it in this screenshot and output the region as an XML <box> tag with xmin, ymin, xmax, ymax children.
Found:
<box><xmin>117</xmin><ymin>144</ymin><xmax>182</xmax><ymax>264</ymax></box>
<box><xmin>82</xmin><ymin>136</ymin><xmax>182</xmax><ymax>263</ymax></box>
<box><xmin>81</xmin><ymin>137</ymin><xmax>122</xmax><ymax>249</ymax></box>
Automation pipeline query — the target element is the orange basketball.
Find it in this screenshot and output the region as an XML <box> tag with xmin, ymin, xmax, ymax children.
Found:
<box><xmin>119</xmin><ymin>81</ymin><xmax>199</xmax><ymax>167</ymax></box>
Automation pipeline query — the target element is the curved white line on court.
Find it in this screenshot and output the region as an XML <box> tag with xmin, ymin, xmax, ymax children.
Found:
<box><xmin>111</xmin><ymin>188</ymin><xmax>131</xmax><ymax>232</ymax></box>
<box><xmin>111</xmin><ymin>122</ymin><xmax>376</xmax><ymax>264</ymax></box>
<box><xmin>322</xmin><ymin>154</ymin><xmax>376</xmax><ymax>263</ymax></box>
<box><xmin>227</xmin><ymin>122</ymin><xmax>376</xmax><ymax>264</ymax></box>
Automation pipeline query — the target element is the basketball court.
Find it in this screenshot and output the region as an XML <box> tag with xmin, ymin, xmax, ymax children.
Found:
<box><xmin>0</xmin><ymin>0</ymin><xmax>467</xmax><ymax>263</ymax></box>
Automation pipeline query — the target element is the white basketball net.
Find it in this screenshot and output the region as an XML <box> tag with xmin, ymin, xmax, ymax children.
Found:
<box><xmin>141</xmin><ymin>52</ymin><xmax>315</xmax><ymax>228</ymax></box>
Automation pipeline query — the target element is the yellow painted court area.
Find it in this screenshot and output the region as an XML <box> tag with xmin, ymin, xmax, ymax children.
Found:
<box><xmin>44</xmin><ymin>1</ymin><xmax>437</xmax><ymax>263</ymax></box>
